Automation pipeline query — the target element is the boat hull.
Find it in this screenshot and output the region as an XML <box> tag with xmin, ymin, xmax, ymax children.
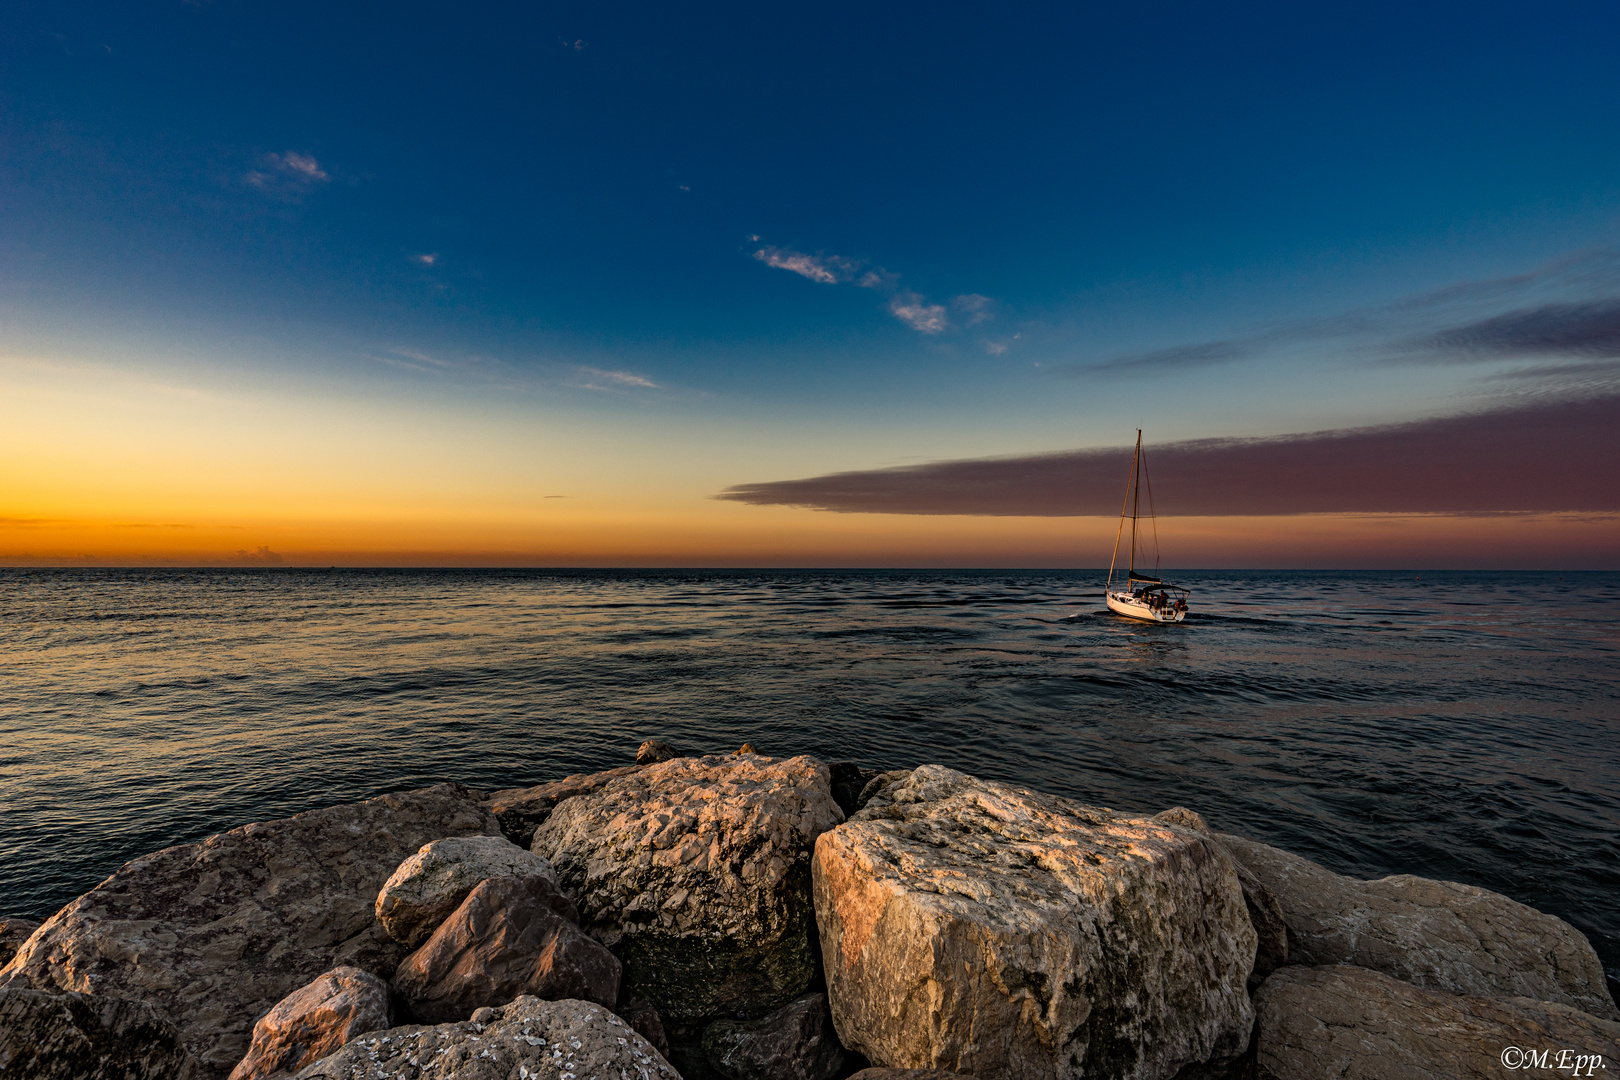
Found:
<box><xmin>1106</xmin><ymin>591</ymin><xmax>1186</xmax><ymax>623</ymax></box>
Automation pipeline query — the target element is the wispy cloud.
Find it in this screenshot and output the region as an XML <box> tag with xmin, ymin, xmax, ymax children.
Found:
<box><xmin>718</xmin><ymin>392</ymin><xmax>1620</xmax><ymax>516</ymax></box>
<box><xmin>889</xmin><ymin>293</ymin><xmax>949</xmax><ymax>334</ymax></box>
<box><xmin>245</xmin><ymin>150</ymin><xmax>331</xmax><ymax>198</ymax></box>
<box><xmin>753</xmin><ymin>246</ymin><xmax>860</xmax><ymax>285</ymax></box>
<box><xmin>569</xmin><ymin>365</ymin><xmax>658</xmax><ymax>390</ymax></box>
<box><xmin>1397</xmin><ymin>300</ymin><xmax>1620</xmax><ymax>363</ymax></box>
<box><xmin>952</xmin><ymin>294</ymin><xmax>995</xmax><ymax>325</ymax></box>
<box><xmin>413</xmin><ymin>253</ymin><xmax>438</xmax><ymax>266</ymax></box>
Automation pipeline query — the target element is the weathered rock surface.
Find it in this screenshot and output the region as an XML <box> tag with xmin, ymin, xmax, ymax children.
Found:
<box><xmin>0</xmin><ymin>783</ymin><xmax>498</xmax><ymax>1079</ymax></box>
<box><xmin>0</xmin><ymin>915</ymin><xmax>40</xmax><ymax>967</ymax></box>
<box><xmin>292</xmin><ymin>995</ymin><xmax>679</xmax><ymax>1080</ymax></box>
<box><xmin>829</xmin><ymin>762</ymin><xmax>884</xmax><ymax>819</ymax></box>
<box><xmin>617</xmin><ymin>992</ymin><xmax>672</xmax><ymax>1059</ymax></box>
<box><xmin>815</xmin><ymin>766</ymin><xmax>1256</xmax><ymax>1080</ymax></box>
<box><xmin>375</xmin><ymin>834</ymin><xmax>559</xmax><ymax>948</ymax></box>
<box><xmin>855</xmin><ymin>769</ymin><xmax>912</xmax><ymax>813</ymax></box>
<box><xmin>848</xmin><ymin>1072</ymin><xmax>982</xmax><ymax>1080</ymax></box>
<box><xmin>1254</xmin><ymin>964</ymin><xmax>1620</xmax><ymax>1079</ymax></box>
<box><xmin>485</xmin><ymin>765</ymin><xmax>644</xmax><ymax>848</ymax></box>
<box><xmin>392</xmin><ymin>873</ymin><xmax>620</xmax><ymax>1024</ymax></box>
<box><xmin>228</xmin><ymin>967</ymin><xmax>390</xmax><ymax>1080</ymax></box>
<box><xmin>1152</xmin><ymin>811</ymin><xmax>1287</xmax><ymax>986</ymax></box>
<box><xmin>1217</xmin><ymin>831</ymin><xmax>1619</xmax><ymax>1019</ymax></box>
<box><xmin>638</xmin><ymin>739</ymin><xmax>682</xmax><ymax>765</ymax></box>
<box><xmin>531</xmin><ymin>752</ymin><xmax>844</xmax><ymax>1027</ymax></box>
<box><xmin>0</xmin><ymin>986</ymin><xmax>198</xmax><ymax>1080</ymax></box>
<box><xmin>702</xmin><ymin>992</ymin><xmax>848</xmax><ymax>1080</ymax></box>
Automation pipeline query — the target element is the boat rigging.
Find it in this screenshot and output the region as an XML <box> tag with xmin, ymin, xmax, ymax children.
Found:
<box><xmin>1105</xmin><ymin>430</ymin><xmax>1189</xmax><ymax>623</ymax></box>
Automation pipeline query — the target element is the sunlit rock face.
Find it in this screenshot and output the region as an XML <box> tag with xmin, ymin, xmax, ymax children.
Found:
<box><xmin>228</xmin><ymin>966</ymin><xmax>390</xmax><ymax>1080</ymax></box>
<box><xmin>375</xmin><ymin>834</ymin><xmax>559</xmax><ymax>949</ymax></box>
<box><xmin>1216</xmin><ymin>831</ymin><xmax>1620</xmax><ymax>1020</ymax></box>
<box><xmin>0</xmin><ymin>784</ymin><xmax>498</xmax><ymax>1079</ymax></box>
<box><xmin>813</xmin><ymin>766</ymin><xmax>1256</xmax><ymax>1080</ymax></box>
<box><xmin>530</xmin><ymin>753</ymin><xmax>845</xmax><ymax>1027</ymax></box>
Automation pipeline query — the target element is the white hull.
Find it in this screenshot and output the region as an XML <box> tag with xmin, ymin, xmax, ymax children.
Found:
<box><xmin>1106</xmin><ymin>590</ymin><xmax>1186</xmax><ymax>623</ymax></box>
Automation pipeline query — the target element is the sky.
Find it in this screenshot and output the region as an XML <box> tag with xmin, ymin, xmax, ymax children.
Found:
<box><xmin>3</xmin><ymin>0</ymin><xmax>1619</xmax><ymax>567</ymax></box>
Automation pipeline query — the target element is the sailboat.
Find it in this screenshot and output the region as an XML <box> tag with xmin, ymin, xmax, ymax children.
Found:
<box><xmin>1105</xmin><ymin>430</ymin><xmax>1189</xmax><ymax>623</ymax></box>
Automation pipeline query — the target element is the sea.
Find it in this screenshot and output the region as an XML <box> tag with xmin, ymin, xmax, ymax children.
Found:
<box><xmin>2</xmin><ymin>568</ymin><xmax>1616</xmax><ymax>985</ymax></box>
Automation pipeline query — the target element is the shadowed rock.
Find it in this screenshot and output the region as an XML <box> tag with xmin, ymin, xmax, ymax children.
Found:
<box><xmin>0</xmin><ymin>986</ymin><xmax>198</xmax><ymax>1080</ymax></box>
<box><xmin>1254</xmin><ymin>964</ymin><xmax>1620</xmax><ymax>1079</ymax></box>
<box><xmin>292</xmin><ymin>995</ymin><xmax>678</xmax><ymax>1080</ymax></box>
<box><xmin>1217</xmin><ymin>832</ymin><xmax>1619</xmax><ymax>1019</ymax></box>
<box><xmin>854</xmin><ymin>769</ymin><xmax>911</xmax><ymax>812</ymax></box>
<box><xmin>848</xmin><ymin>1071</ymin><xmax>983</xmax><ymax>1080</ymax></box>
<box><xmin>828</xmin><ymin>763</ymin><xmax>883</xmax><ymax>819</ymax></box>
<box><xmin>0</xmin><ymin>783</ymin><xmax>497</xmax><ymax>1079</ymax></box>
<box><xmin>616</xmin><ymin>991</ymin><xmax>672</xmax><ymax>1059</ymax></box>
<box><xmin>375</xmin><ymin>835</ymin><xmax>559</xmax><ymax>948</ymax></box>
<box><xmin>816</xmin><ymin>766</ymin><xmax>1256</xmax><ymax>1080</ymax></box>
<box><xmin>391</xmin><ymin>874</ymin><xmax>620</xmax><ymax>1024</ymax></box>
<box><xmin>0</xmin><ymin>916</ymin><xmax>40</xmax><ymax>967</ymax></box>
<box><xmin>484</xmin><ymin>766</ymin><xmax>644</xmax><ymax>848</ymax></box>
<box><xmin>1153</xmin><ymin>810</ymin><xmax>1287</xmax><ymax>987</ymax></box>
<box><xmin>229</xmin><ymin>967</ymin><xmax>390</xmax><ymax>1080</ymax></box>
<box><xmin>638</xmin><ymin>739</ymin><xmax>682</xmax><ymax>765</ymax></box>
<box><xmin>702</xmin><ymin>992</ymin><xmax>848</xmax><ymax>1080</ymax></box>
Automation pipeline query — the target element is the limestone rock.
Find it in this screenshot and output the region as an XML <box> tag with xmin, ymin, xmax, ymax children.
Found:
<box><xmin>1217</xmin><ymin>832</ymin><xmax>1618</xmax><ymax>1019</ymax></box>
<box><xmin>1151</xmin><ymin>814</ymin><xmax>1286</xmax><ymax>988</ymax></box>
<box><xmin>0</xmin><ymin>783</ymin><xmax>498</xmax><ymax>1079</ymax></box>
<box><xmin>849</xmin><ymin>1072</ymin><xmax>983</xmax><ymax>1080</ymax></box>
<box><xmin>531</xmin><ymin>753</ymin><xmax>844</xmax><ymax>1027</ymax></box>
<box><xmin>391</xmin><ymin>873</ymin><xmax>620</xmax><ymax>1024</ymax></box>
<box><xmin>0</xmin><ymin>986</ymin><xmax>198</xmax><ymax>1080</ymax></box>
<box><xmin>0</xmin><ymin>916</ymin><xmax>40</xmax><ymax>967</ymax></box>
<box><xmin>702</xmin><ymin>992</ymin><xmax>848</xmax><ymax>1080</ymax></box>
<box><xmin>638</xmin><ymin>739</ymin><xmax>682</xmax><ymax>765</ymax></box>
<box><xmin>815</xmin><ymin>766</ymin><xmax>1256</xmax><ymax>1080</ymax></box>
<box><xmin>829</xmin><ymin>763</ymin><xmax>883</xmax><ymax>819</ymax></box>
<box><xmin>854</xmin><ymin>769</ymin><xmax>912</xmax><ymax>812</ymax></box>
<box><xmin>227</xmin><ymin>967</ymin><xmax>390</xmax><ymax>1080</ymax></box>
<box><xmin>484</xmin><ymin>765</ymin><xmax>643</xmax><ymax>848</ymax></box>
<box><xmin>292</xmin><ymin>995</ymin><xmax>679</xmax><ymax>1080</ymax></box>
<box><xmin>375</xmin><ymin>835</ymin><xmax>559</xmax><ymax>948</ymax></box>
<box><xmin>1254</xmin><ymin>964</ymin><xmax>1620</xmax><ymax>1080</ymax></box>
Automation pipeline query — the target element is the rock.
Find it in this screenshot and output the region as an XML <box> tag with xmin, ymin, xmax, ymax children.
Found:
<box><xmin>1151</xmin><ymin>814</ymin><xmax>1287</xmax><ymax>988</ymax></box>
<box><xmin>228</xmin><ymin>967</ymin><xmax>390</xmax><ymax>1080</ymax></box>
<box><xmin>1217</xmin><ymin>832</ymin><xmax>1619</xmax><ymax>1019</ymax></box>
<box><xmin>292</xmin><ymin>995</ymin><xmax>679</xmax><ymax>1080</ymax></box>
<box><xmin>854</xmin><ymin>769</ymin><xmax>912</xmax><ymax>812</ymax></box>
<box><xmin>815</xmin><ymin>766</ymin><xmax>1256</xmax><ymax>1080</ymax></box>
<box><xmin>848</xmin><ymin>1072</ymin><xmax>982</xmax><ymax>1080</ymax></box>
<box><xmin>734</xmin><ymin>742</ymin><xmax>760</xmax><ymax>755</ymax></box>
<box><xmin>638</xmin><ymin>739</ymin><xmax>682</xmax><ymax>765</ymax></box>
<box><xmin>702</xmin><ymin>992</ymin><xmax>847</xmax><ymax>1080</ymax></box>
<box><xmin>391</xmin><ymin>873</ymin><xmax>620</xmax><ymax>1024</ymax></box>
<box><xmin>0</xmin><ymin>915</ymin><xmax>40</xmax><ymax>967</ymax></box>
<box><xmin>375</xmin><ymin>835</ymin><xmax>560</xmax><ymax>948</ymax></box>
<box><xmin>0</xmin><ymin>986</ymin><xmax>198</xmax><ymax>1080</ymax></box>
<box><xmin>484</xmin><ymin>765</ymin><xmax>643</xmax><ymax>848</ymax></box>
<box><xmin>1253</xmin><ymin>964</ymin><xmax>1620</xmax><ymax>1080</ymax></box>
<box><xmin>828</xmin><ymin>763</ymin><xmax>883</xmax><ymax>819</ymax></box>
<box><xmin>531</xmin><ymin>753</ymin><xmax>844</xmax><ymax>1028</ymax></box>
<box><xmin>617</xmin><ymin>992</ymin><xmax>672</xmax><ymax>1059</ymax></box>
<box><xmin>0</xmin><ymin>783</ymin><xmax>498</xmax><ymax>1079</ymax></box>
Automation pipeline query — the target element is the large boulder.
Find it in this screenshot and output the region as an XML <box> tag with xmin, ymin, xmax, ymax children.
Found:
<box><xmin>485</xmin><ymin>765</ymin><xmax>645</xmax><ymax>848</ymax></box>
<box><xmin>0</xmin><ymin>916</ymin><xmax>40</xmax><ymax>967</ymax></box>
<box><xmin>0</xmin><ymin>986</ymin><xmax>198</xmax><ymax>1080</ymax></box>
<box><xmin>1152</xmin><ymin>810</ymin><xmax>1287</xmax><ymax>986</ymax></box>
<box><xmin>292</xmin><ymin>995</ymin><xmax>679</xmax><ymax>1080</ymax></box>
<box><xmin>375</xmin><ymin>835</ymin><xmax>559</xmax><ymax>948</ymax></box>
<box><xmin>228</xmin><ymin>967</ymin><xmax>390</xmax><ymax>1080</ymax></box>
<box><xmin>702</xmin><ymin>992</ymin><xmax>849</xmax><ymax>1080</ymax></box>
<box><xmin>1217</xmin><ymin>832</ymin><xmax>1619</xmax><ymax>1019</ymax></box>
<box><xmin>391</xmin><ymin>873</ymin><xmax>620</xmax><ymax>1024</ymax></box>
<box><xmin>530</xmin><ymin>752</ymin><xmax>844</xmax><ymax>1028</ymax></box>
<box><xmin>849</xmin><ymin>1072</ymin><xmax>982</xmax><ymax>1080</ymax></box>
<box><xmin>0</xmin><ymin>783</ymin><xmax>498</xmax><ymax>1079</ymax></box>
<box><xmin>1254</xmin><ymin>964</ymin><xmax>1620</xmax><ymax>1079</ymax></box>
<box><xmin>814</xmin><ymin>766</ymin><xmax>1256</xmax><ymax>1080</ymax></box>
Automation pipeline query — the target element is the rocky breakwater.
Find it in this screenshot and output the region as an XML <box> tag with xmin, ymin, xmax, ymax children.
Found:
<box><xmin>813</xmin><ymin>766</ymin><xmax>1256</xmax><ymax>1080</ymax></box>
<box><xmin>0</xmin><ymin>783</ymin><xmax>498</xmax><ymax>1080</ymax></box>
<box><xmin>527</xmin><ymin>750</ymin><xmax>846</xmax><ymax>1074</ymax></box>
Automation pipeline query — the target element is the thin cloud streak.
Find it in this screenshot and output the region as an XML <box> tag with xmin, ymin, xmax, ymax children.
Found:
<box><xmin>718</xmin><ymin>392</ymin><xmax>1620</xmax><ymax>516</ymax></box>
<box><xmin>752</xmin><ymin>246</ymin><xmax>858</xmax><ymax>284</ymax></box>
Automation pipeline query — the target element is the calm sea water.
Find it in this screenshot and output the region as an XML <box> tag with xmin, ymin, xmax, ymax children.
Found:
<box><xmin>2</xmin><ymin>568</ymin><xmax>1616</xmax><ymax>984</ymax></box>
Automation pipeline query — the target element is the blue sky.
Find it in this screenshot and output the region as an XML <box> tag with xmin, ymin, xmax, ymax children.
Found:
<box><xmin>3</xmin><ymin>1</ymin><xmax>1619</xmax><ymax>565</ymax></box>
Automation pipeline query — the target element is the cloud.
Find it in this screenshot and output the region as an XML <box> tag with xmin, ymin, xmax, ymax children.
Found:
<box><xmin>717</xmin><ymin>392</ymin><xmax>1620</xmax><ymax>516</ymax></box>
<box><xmin>232</xmin><ymin>545</ymin><xmax>284</xmax><ymax>565</ymax></box>
<box><xmin>1399</xmin><ymin>300</ymin><xmax>1620</xmax><ymax>362</ymax></box>
<box><xmin>570</xmin><ymin>365</ymin><xmax>658</xmax><ymax>390</ymax></box>
<box><xmin>1076</xmin><ymin>340</ymin><xmax>1254</xmax><ymax>377</ymax></box>
<box><xmin>858</xmin><ymin>268</ymin><xmax>901</xmax><ymax>290</ymax></box>
<box><xmin>952</xmin><ymin>294</ymin><xmax>995</xmax><ymax>325</ymax></box>
<box><xmin>753</xmin><ymin>246</ymin><xmax>859</xmax><ymax>285</ymax></box>
<box><xmin>413</xmin><ymin>253</ymin><xmax>438</xmax><ymax>266</ymax></box>
<box><xmin>890</xmin><ymin>292</ymin><xmax>949</xmax><ymax>334</ymax></box>
<box><xmin>245</xmin><ymin>151</ymin><xmax>331</xmax><ymax>198</ymax></box>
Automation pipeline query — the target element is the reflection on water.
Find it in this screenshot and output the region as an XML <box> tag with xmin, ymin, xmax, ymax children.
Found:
<box><xmin>1</xmin><ymin>568</ymin><xmax>1616</xmax><ymax>979</ymax></box>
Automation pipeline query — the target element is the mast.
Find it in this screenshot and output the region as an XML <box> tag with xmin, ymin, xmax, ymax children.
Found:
<box><xmin>1106</xmin><ymin>430</ymin><xmax>1139</xmax><ymax>590</ymax></box>
<box><xmin>1128</xmin><ymin>430</ymin><xmax>1141</xmax><ymax>579</ymax></box>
